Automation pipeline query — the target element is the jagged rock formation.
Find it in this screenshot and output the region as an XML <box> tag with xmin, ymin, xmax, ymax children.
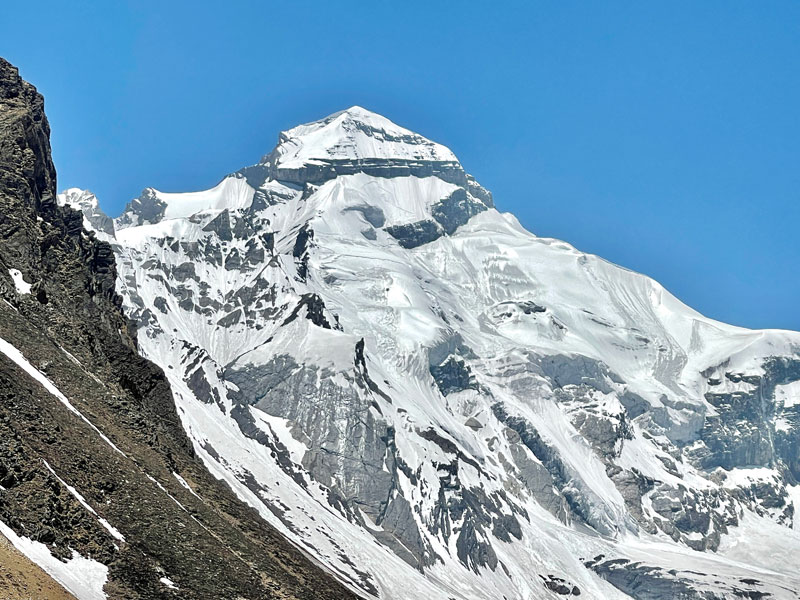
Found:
<box><xmin>57</xmin><ymin>188</ymin><xmax>116</xmax><ymax>236</ymax></box>
<box><xmin>62</xmin><ymin>103</ymin><xmax>800</xmax><ymax>599</ymax></box>
<box><xmin>0</xmin><ymin>57</ymin><xmax>358</xmax><ymax>600</ymax></box>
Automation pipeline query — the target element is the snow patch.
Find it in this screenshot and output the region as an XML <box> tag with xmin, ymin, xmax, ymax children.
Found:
<box><xmin>8</xmin><ymin>268</ymin><xmax>31</xmax><ymax>295</ymax></box>
<box><xmin>159</xmin><ymin>576</ymin><xmax>178</xmax><ymax>590</ymax></box>
<box><xmin>722</xmin><ymin>467</ymin><xmax>780</xmax><ymax>488</ymax></box>
<box><xmin>776</xmin><ymin>381</ymin><xmax>800</xmax><ymax>408</ymax></box>
<box><xmin>0</xmin><ymin>518</ymin><xmax>108</xmax><ymax>600</ymax></box>
<box><xmin>172</xmin><ymin>472</ymin><xmax>201</xmax><ymax>500</ymax></box>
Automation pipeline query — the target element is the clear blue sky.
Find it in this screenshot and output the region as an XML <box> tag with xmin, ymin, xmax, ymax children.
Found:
<box><xmin>2</xmin><ymin>2</ymin><xmax>798</xmax><ymax>331</ymax></box>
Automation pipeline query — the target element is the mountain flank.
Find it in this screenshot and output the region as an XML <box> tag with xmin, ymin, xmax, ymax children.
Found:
<box><xmin>0</xmin><ymin>56</ymin><xmax>359</xmax><ymax>600</ymax></box>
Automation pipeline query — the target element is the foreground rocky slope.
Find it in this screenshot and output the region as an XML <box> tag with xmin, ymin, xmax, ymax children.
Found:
<box><xmin>0</xmin><ymin>57</ymin><xmax>358</xmax><ymax>599</ymax></box>
<box><xmin>67</xmin><ymin>105</ymin><xmax>800</xmax><ymax>599</ymax></box>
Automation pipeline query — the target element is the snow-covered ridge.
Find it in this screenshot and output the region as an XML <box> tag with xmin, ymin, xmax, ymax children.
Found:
<box><xmin>114</xmin><ymin>177</ymin><xmax>256</xmax><ymax>230</ymax></box>
<box><xmin>269</xmin><ymin>105</ymin><xmax>459</xmax><ymax>167</ymax></box>
<box><xmin>62</xmin><ymin>107</ymin><xmax>800</xmax><ymax>600</ymax></box>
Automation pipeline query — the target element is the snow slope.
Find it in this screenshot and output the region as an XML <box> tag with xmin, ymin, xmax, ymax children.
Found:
<box><xmin>68</xmin><ymin>107</ymin><xmax>800</xmax><ymax>600</ymax></box>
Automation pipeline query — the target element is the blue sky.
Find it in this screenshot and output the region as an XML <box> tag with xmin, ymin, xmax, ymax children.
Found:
<box><xmin>2</xmin><ymin>2</ymin><xmax>798</xmax><ymax>330</ymax></box>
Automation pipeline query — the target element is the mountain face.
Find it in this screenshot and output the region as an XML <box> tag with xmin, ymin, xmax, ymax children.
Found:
<box><xmin>0</xmin><ymin>58</ymin><xmax>358</xmax><ymax>600</ymax></box>
<box><xmin>61</xmin><ymin>104</ymin><xmax>800</xmax><ymax>599</ymax></box>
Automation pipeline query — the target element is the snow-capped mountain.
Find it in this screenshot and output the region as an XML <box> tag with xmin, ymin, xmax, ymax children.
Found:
<box><xmin>64</xmin><ymin>106</ymin><xmax>800</xmax><ymax>599</ymax></box>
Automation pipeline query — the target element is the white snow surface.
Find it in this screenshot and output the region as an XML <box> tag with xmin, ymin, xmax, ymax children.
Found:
<box><xmin>722</xmin><ymin>467</ymin><xmax>781</xmax><ymax>489</ymax></box>
<box><xmin>159</xmin><ymin>576</ymin><xmax>178</xmax><ymax>590</ymax></box>
<box><xmin>776</xmin><ymin>380</ymin><xmax>800</xmax><ymax>408</ymax></box>
<box><xmin>8</xmin><ymin>268</ymin><xmax>31</xmax><ymax>295</ymax></box>
<box><xmin>269</xmin><ymin>105</ymin><xmax>458</xmax><ymax>168</ymax></box>
<box><xmin>158</xmin><ymin>176</ymin><xmax>255</xmax><ymax>220</ymax></box>
<box><xmin>0</xmin><ymin>518</ymin><xmax>108</xmax><ymax>600</ymax></box>
<box><xmin>63</xmin><ymin>107</ymin><xmax>800</xmax><ymax>600</ymax></box>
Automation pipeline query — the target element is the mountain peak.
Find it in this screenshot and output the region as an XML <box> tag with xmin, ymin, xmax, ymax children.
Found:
<box><xmin>57</xmin><ymin>187</ymin><xmax>115</xmax><ymax>236</ymax></box>
<box><xmin>324</xmin><ymin>104</ymin><xmax>391</xmax><ymax>124</ymax></box>
<box><xmin>265</xmin><ymin>105</ymin><xmax>459</xmax><ymax>169</ymax></box>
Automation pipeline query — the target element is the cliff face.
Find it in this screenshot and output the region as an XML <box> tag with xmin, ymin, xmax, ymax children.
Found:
<box><xmin>0</xmin><ymin>57</ymin><xmax>358</xmax><ymax>600</ymax></box>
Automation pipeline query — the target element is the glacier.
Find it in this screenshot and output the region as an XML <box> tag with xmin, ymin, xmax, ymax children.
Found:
<box><xmin>61</xmin><ymin>106</ymin><xmax>800</xmax><ymax>599</ymax></box>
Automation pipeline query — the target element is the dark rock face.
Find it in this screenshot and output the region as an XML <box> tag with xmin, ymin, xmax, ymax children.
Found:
<box><xmin>225</xmin><ymin>353</ymin><xmax>436</xmax><ymax>571</ymax></box>
<box><xmin>540</xmin><ymin>574</ymin><xmax>581</xmax><ymax>596</ymax></box>
<box><xmin>202</xmin><ymin>208</ymin><xmax>233</xmax><ymax>240</ymax></box>
<box><xmin>267</xmin><ymin>156</ymin><xmax>470</xmax><ymax>189</ymax></box>
<box><xmin>58</xmin><ymin>189</ymin><xmax>116</xmax><ymax>236</ymax></box>
<box><xmin>293</xmin><ymin>223</ymin><xmax>314</xmax><ymax>280</ymax></box>
<box><xmin>0</xmin><ymin>57</ymin><xmax>357</xmax><ymax>600</ymax></box>
<box><xmin>115</xmin><ymin>188</ymin><xmax>167</xmax><ymax>228</ymax></box>
<box><xmin>282</xmin><ymin>293</ymin><xmax>334</xmax><ymax>329</ymax></box>
<box><xmin>691</xmin><ymin>358</ymin><xmax>800</xmax><ymax>479</ymax></box>
<box><xmin>431</xmin><ymin>188</ymin><xmax>487</xmax><ymax>235</ymax></box>
<box><xmin>384</xmin><ymin>188</ymin><xmax>490</xmax><ymax>249</ymax></box>
<box><xmin>385</xmin><ymin>219</ymin><xmax>443</xmax><ymax>249</ymax></box>
<box><xmin>430</xmin><ymin>355</ymin><xmax>478</xmax><ymax>396</ymax></box>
